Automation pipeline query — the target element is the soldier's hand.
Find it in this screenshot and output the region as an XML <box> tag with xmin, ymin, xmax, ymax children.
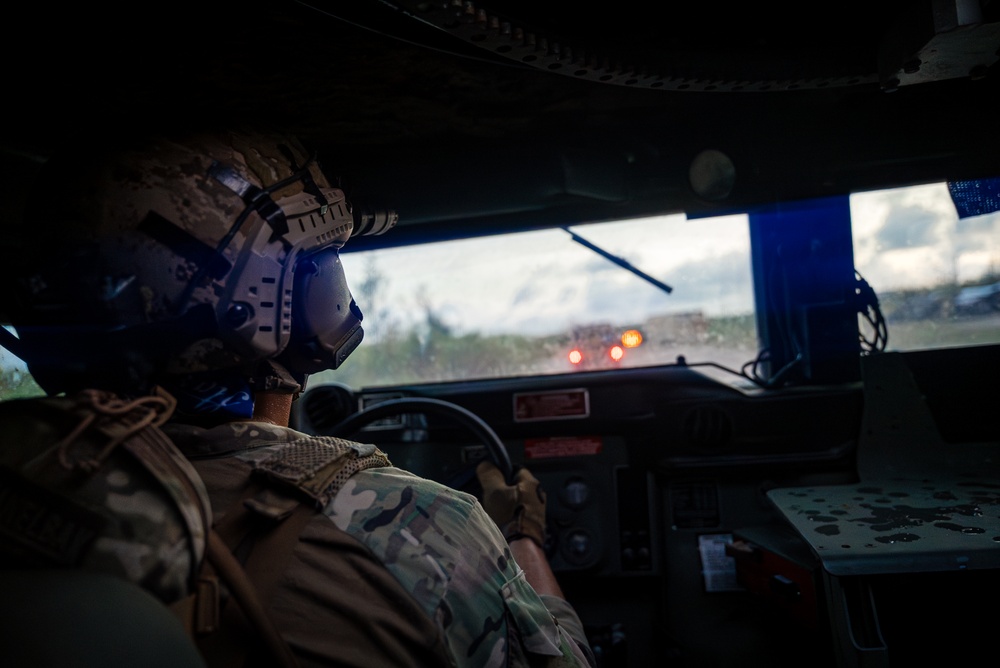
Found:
<box><xmin>475</xmin><ymin>460</ymin><xmax>546</xmax><ymax>547</ymax></box>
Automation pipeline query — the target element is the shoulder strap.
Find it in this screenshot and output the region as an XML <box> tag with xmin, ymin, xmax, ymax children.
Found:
<box><xmin>202</xmin><ymin>526</ymin><xmax>305</xmax><ymax>668</ymax></box>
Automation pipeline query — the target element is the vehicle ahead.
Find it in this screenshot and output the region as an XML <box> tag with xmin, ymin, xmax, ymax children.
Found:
<box><xmin>954</xmin><ymin>280</ymin><xmax>1000</xmax><ymax>315</ymax></box>
<box><xmin>2</xmin><ymin>1</ymin><xmax>1000</xmax><ymax>667</ymax></box>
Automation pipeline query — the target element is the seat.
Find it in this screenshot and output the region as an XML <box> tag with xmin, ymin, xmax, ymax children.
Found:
<box><xmin>0</xmin><ymin>569</ymin><xmax>206</xmax><ymax>667</ymax></box>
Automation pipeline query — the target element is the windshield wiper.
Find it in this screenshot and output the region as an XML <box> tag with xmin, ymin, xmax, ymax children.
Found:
<box><xmin>562</xmin><ymin>226</ymin><xmax>673</xmax><ymax>294</ymax></box>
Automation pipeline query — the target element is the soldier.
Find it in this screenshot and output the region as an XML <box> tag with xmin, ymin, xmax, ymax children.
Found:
<box><xmin>0</xmin><ymin>128</ymin><xmax>595</xmax><ymax>667</ymax></box>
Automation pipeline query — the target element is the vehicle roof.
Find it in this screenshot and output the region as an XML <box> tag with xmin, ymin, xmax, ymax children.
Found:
<box><xmin>2</xmin><ymin>1</ymin><xmax>999</xmax><ymax>250</ymax></box>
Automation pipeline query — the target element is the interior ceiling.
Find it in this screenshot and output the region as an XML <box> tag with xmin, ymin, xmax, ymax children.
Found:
<box><xmin>3</xmin><ymin>0</ymin><xmax>1000</xmax><ymax>248</ymax></box>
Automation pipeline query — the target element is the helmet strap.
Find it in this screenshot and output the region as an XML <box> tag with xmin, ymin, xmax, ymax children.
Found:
<box><xmin>247</xmin><ymin>359</ymin><xmax>303</xmax><ymax>397</ymax></box>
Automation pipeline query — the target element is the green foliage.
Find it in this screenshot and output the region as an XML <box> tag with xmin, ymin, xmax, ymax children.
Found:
<box><xmin>0</xmin><ymin>367</ymin><xmax>44</xmax><ymax>401</ymax></box>
<box><xmin>705</xmin><ymin>314</ymin><xmax>757</xmax><ymax>350</ymax></box>
<box><xmin>314</xmin><ymin>327</ymin><xmax>555</xmax><ymax>389</ymax></box>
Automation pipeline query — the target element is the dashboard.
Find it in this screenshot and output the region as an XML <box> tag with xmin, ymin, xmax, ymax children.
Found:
<box><xmin>293</xmin><ymin>360</ymin><xmax>881</xmax><ymax>665</ymax></box>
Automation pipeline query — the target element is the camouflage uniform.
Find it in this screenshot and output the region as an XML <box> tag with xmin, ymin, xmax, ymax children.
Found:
<box><xmin>163</xmin><ymin>420</ymin><xmax>596</xmax><ymax>668</ymax></box>
<box><xmin>0</xmin><ymin>391</ymin><xmax>208</xmax><ymax>605</ymax></box>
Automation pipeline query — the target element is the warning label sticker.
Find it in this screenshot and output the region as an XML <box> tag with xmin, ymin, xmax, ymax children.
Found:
<box><xmin>524</xmin><ymin>435</ymin><xmax>603</xmax><ymax>459</ymax></box>
<box><xmin>513</xmin><ymin>389</ymin><xmax>589</xmax><ymax>422</ymax></box>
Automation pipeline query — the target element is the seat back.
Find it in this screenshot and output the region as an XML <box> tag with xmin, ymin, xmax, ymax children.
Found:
<box><xmin>0</xmin><ymin>569</ymin><xmax>206</xmax><ymax>667</ymax></box>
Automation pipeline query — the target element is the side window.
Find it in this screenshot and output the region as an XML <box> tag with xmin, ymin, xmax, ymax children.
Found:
<box><xmin>851</xmin><ymin>182</ymin><xmax>1000</xmax><ymax>352</ymax></box>
<box><xmin>0</xmin><ymin>328</ymin><xmax>43</xmax><ymax>400</ymax></box>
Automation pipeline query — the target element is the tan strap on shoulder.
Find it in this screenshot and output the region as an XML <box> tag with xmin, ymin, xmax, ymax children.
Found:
<box><xmin>201</xmin><ymin>529</ymin><xmax>302</xmax><ymax>668</ymax></box>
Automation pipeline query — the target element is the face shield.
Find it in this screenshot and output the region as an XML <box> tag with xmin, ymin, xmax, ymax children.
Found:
<box><xmin>278</xmin><ymin>248</ymin><xmax>364</xmax><ymax>374</ymax></box>
<box><xmin>186</xmin><ymin>159</ymin><xmax>371</xmax><ymax>377</ymax></box>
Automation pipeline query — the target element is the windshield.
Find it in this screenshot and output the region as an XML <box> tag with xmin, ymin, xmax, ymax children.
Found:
<box><xmin>324</xmin><ymin>213</ymin><xmax>758</xmax><ymax>390</ymax></box>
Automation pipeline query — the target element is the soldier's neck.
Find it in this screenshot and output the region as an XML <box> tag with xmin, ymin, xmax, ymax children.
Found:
<box><xmin>251</xmin><ymin>391</ymin><xmax>293</xmax><ymax>427</ymax></box>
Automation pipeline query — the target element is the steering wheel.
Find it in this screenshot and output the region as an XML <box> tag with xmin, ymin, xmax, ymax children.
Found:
<box><xmin>325</xmin><ymin>397</ymin><xmax>514</xmax><ymax>487</ymax></box>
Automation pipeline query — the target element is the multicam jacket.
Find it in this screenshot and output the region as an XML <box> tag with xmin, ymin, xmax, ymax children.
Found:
<box><xmin>163</xmin><ymin>420</ymin><xmax>595</xmax><ymax>668</ymax></box>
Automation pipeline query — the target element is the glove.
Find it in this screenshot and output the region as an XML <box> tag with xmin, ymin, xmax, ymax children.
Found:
<box><xmin>475</xmin><ymin>460</ymin><xmax>547</xmax><ymax>547</ymax></box>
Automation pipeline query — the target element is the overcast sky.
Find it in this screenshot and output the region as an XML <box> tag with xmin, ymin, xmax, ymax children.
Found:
<box><xmin>852</xmin><ymin>182</ymin><xmax>1000</xmax><ymax>290</ymax></box>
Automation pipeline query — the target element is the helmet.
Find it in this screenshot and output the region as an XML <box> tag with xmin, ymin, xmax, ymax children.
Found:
<box><xmin>3</xmin><ymin>128</ymin><xmax>370</xmax><ymax>406</ymax></box>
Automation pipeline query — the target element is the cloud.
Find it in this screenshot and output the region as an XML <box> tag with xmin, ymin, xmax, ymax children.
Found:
<box><xmin>876</xmin><ymin>203</ymin><xmax>940</xmax><ymax>250</ymax></box>
<box><xmin>954</xmin><ymin>213</ymin><xmax>1000</xmax><ymax>255</ymax></box>
<box><xmin>851</xmin><ymin>182</ymin><xmax>1000</xmax><ymax>289</ymax></box>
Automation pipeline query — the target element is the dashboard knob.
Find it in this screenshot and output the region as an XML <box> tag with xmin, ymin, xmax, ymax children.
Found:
<box><xmin>561</xmin><ymin>477</ymin><xmax>590</xmax><ymax>509</ymax></box>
